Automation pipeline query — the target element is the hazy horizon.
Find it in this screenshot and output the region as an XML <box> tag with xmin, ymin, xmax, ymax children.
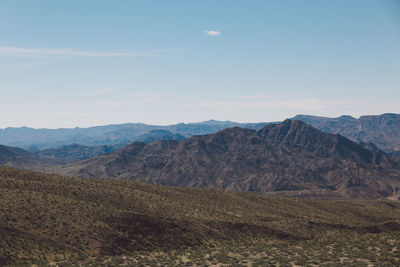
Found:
<box><xmin>1</xmin><ymin>0</ymin><xmax>399</xmax><ymax>128</ymax></box>
<box><xmin>0</xmin><ymin>112</ymin><xmax>399</xmax><ymax>130</ymax></box>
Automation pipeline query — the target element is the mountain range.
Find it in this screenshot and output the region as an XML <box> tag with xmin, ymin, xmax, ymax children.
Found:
<box><xmin>1</xmin><ymin>114</ymin><xmax>400</xmax><ymax>199</ymax></box>
<box><xmin>1</xmin><ymin>113</ymin><xmax>399</xmax><ymax>155</ymax></box>
<box><xmin>55</xmin><ymin>120</ymin><xmax>400</xmax><ymax>199</ymax></box>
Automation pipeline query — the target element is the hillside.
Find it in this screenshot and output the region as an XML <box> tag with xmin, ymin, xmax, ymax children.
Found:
<box><xmin>293</xmin><ymin>113</ymin><xmax>400</xmax><ymax>152</ymax></box>
<box><xmin>1</xmin><ymin>166</ymin><xmax>400</xmax><ymax>266</ymax></box>
<box><xmin>59</xmin><ymin>120</ymin><xmax>400</xmax><ymax>199</ymax></box>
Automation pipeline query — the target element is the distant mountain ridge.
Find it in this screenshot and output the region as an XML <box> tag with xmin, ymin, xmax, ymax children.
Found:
<box><xmin>0</xmin><ymin>121</ymin><xmax>268</xmax><ymax>150</ymax></box>
<box><xmin>293</xmin><ymin>113</ymin><xmax>400</xmax><ymax>152</ymax></box>
<box><xmin>2</xmin><ymin>113</ymin><xmax>400</xmax><ymax>153</ymax></box>
<box><xmin>57</xmin><ymin>120</ymin><xmax>400</xmax><ymax>199</ymax></box>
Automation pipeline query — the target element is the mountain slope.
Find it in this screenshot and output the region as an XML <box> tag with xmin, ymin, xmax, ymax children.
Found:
<box><xmin>59</xmin><ymin>120</ymin><xmax>400</xmax><ymax>199</ymax></box>
<box><xmin>293</xmin><ymin>113</ymin><xmax>400</xmax><ymax>152</ymax></box>
<box><xmin>0</xmin><ymin>145</ymin><xmax>57</xmax><ymax>171</ymax></box>
<box><xmin>1</xmin><ymin>166</ymin><xmax>400</xmax><ymax>265</ymax></box>
<box><xmin>32</xmin><ymin>131</ymin><xmax>186</xmax><ymax>164</ymax></box>
<box><xmin>34</xmin><ymin>144</ymin><xmax>119</xmax><ymax>164</ymax></box>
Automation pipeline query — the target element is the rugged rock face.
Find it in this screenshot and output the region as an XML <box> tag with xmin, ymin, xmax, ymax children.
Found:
<box><xmin>391</xmin><ymin>150</ymin><xmax>400</xmax><ymax>157</ymax></box>
<box><xmin>293</xmin><ymin>113</ymin><xmax>400</xmax><ymax>153</ymax></box>
<box><xmin>133</xmin><ymin>130</ymin><xmax>186</xmax><ymax>144</ymax></box>
<box><xmin>59</xmin><ymin>120</ymin><xmax>400</xmax><ymax>199</ymax></box>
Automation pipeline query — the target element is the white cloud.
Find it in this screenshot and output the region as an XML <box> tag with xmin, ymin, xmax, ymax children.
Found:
<box><xmin>0</xmin><ymin>46</ymin><xmax>154</xmax><ymax>57</ymax></box>
<box><xmin>204</xmin><ymin>30</ymin><xmax>221</xmax><ymax>36</ymax></box>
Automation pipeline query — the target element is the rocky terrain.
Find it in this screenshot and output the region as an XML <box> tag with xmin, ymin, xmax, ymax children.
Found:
<box><xmin>293</xmin><ymin>113</ymin><xmax>400</xmax><ymax>152</ymax></box>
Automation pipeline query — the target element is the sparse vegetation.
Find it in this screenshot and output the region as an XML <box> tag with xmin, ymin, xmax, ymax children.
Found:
<box><xmin>1</xmin><ymin>166</ymin><xmax>400</xmax><ymax>266</ymax></box>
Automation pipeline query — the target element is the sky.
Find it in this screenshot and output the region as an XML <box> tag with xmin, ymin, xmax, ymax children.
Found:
<box><xmin>0</xmin><ymin>0</ymin><xmax>399</xmax><ymax>128</ymax></box>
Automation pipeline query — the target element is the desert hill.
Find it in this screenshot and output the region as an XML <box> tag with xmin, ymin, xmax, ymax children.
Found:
<box><xmin>1</xmin><ymin>166</ymin><xmax>400</xmax><ymax>265</ymax></box>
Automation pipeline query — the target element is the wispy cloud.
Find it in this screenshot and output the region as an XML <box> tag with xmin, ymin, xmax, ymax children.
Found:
<box><xmin>0</xmin><ymin>46</ymin><xmax>154</xmax><ymax>57</ymax></box>
<box><xmin>180</xmin><ymin>97</ymin><xmax>357</xmax><ymax>112</ymax></box>
<box><xmin>39</xmin><ymin>111</ymin><xmax>94</xmax><ymax>117</ymax></box>
<box><xmin>96</xmin><ymin>88</ymin><xmax>114</xmax><ymax>94</ymax></box>
<box><xmin>204</xmin><ymin>30</ymin><xmax>221</xmax><ymax>36</ymax></box>
<box><xmin>83</xmin><ymin>87</ymin><xmax>115</xmax><ymax>95</ymax></box>
<box><xmin>82</xmin><ymin>84</ymin><xmax>141</xmax><ymax>96</ymax></box>
<box><xmin>124</xmin><ymin>91</ymin><xmax>167</xmax><ymax>98</ymax></box>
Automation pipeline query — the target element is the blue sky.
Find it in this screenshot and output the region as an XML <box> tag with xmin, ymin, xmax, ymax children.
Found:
<box><xmin>0</xmin><ymin>0</ymin><xmax>399</xmax><ymax>128</ymax></box>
